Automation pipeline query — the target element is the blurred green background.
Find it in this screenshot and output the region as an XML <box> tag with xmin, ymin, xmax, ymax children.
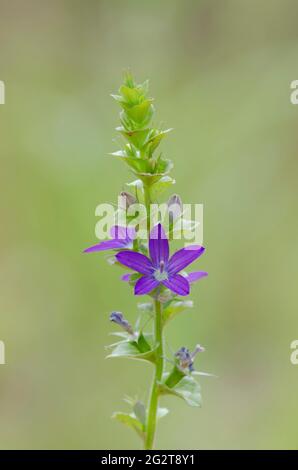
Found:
<box><xmin>1</xmin><ymin>0</ymin><xmax>298</xmax><ymax>450</ymax></box>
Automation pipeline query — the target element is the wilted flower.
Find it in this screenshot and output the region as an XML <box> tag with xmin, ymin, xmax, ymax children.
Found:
<box><xmin>175</xmin><ymin>344</ymin><xmax>205</xmax><ymax>372</ymax></box>
<box><xmin>116</xmin><ymin>223</ymin><xmax>206</xmax><ymax>296</ymax></box>
<box><xmin>84</xmin><ymin>225</ymin><xmax>135</xmax><ymax>253</ymax></box>
<box><xmin>110</xmin><ymin>311</ymin><xmax>134</xmax><ymax>336</ymax></box>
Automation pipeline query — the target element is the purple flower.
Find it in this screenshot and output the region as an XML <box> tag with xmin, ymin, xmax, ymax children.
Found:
<box><xmin>121</xmin><ymin>270</ymin><xmax>208</xmax><ymax>285</ymax></box>
<box><xmin>116</xmin><ymin>223</ymin><xmax>206</xmax><ymax>296</ymax></box>
<box><xmin>175</xmin><ymin>347</ymin><xmax>193</xmax><ymax>371</ymax></box>
<box><xmin>84</xmin><ymin>226</ymin><xmax>135</xmax><ymax>253</ymax></box>
<box><xmin>175</xmin><ymin>344</ymin><xmax>205</xmax><ymax>372</ymax></box>
<box><xmin>186</xmin><ymin>271</ymin><xmax>208</xmax><ymax>283</ymax></box>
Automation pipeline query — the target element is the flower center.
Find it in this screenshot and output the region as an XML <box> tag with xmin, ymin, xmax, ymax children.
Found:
<box><xmin>154</xmin><ymin>261</ymin><xmax>168</xmax><ymax>281</ymax></box>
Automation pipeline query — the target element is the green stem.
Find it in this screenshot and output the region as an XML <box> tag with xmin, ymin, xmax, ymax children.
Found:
<box><xmin>143</xmin><ymin>181</ymin><xmax>164</xmax><ymax>449</ymax></box>
<box><xmin>145</xmin><ymin>298</ymin><xmax>163</xmax><ymax>450</ymax></box>
<box><xmin>144</xmin><ymin>183</ymin><xmax>151</xmax><ymax>234</ymax></box>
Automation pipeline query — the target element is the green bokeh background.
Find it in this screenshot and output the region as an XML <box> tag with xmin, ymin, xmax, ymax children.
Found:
<box><xmin>1</xmin><ymin>0</ymin><xmax>298</xmax><ymax>449</ymax></box>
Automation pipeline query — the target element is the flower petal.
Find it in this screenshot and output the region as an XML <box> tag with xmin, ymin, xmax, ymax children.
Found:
<box><xmin>84</xmin><ymin>239</ymin><xmax>124</xmax><ymax>253</ymax></box>
<box><xmin>116</xmin><ymin>251</ymin><xmax>153</xmax><ymax>275</ymax></box>
<box><xmin>121</xmin><ymin>273</ymin><xmax>132</xmax><ymax>282</ymax></box>
<box><xmin>126</xmin><ymin>225</ymin><xmax>137</xmax><ymax>241</ymax></box>
<box><xmin>168</xmin><ymin>246</ymin><xmax>205</xmax><ymax>274</ymax></box>
<box><xmin>110</xmin><ymin>225</ymin><xmax>135</xmax><ymax>241</ymax></box>
<box><xmin>134</xmin><ymin>276</ymin><xmax>159</xmax><ymax>295</ymax></box>
<box><xmin>149</xmin><ymin>223</ymin><xmax>169</xmax><ymax>267</ymax></box>
<box><xmin>162</xmin><ymin>274</ymin><xmax>190</xmax><ymax>296</ymax></box>
<box><xmin>187</xmin><ymin>271</ymin><xmax>208</xmax><ymax>283</ymax></box>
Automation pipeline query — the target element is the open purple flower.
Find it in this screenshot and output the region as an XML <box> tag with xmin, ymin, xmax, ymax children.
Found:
<box><xmin>116</xmin><ymin>223</ymin><xmax>206</xmax><ymax>296</ymax></box>
<box><xmin>121</xmin><ymin>269</ymin><xmax>208</xmax><ymax>285</ymax></box>
<box><xmin>84</xmin><ymin>225</ymin><xmax>135</xmax><ymax>253</ymax></box>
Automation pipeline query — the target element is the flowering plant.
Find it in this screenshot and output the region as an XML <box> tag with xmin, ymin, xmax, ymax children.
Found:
<box><xmin>85</xmin><ymin>72</ymin><xmax>209</xmax><ymax>449</ymax></box>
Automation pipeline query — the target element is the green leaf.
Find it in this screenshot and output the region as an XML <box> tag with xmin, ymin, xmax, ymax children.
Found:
<box><xmin>126</xmin><ymin>179</ymin><xmax>145</xmax><ymax>204</ymax></box>
<box><xmin>146</xmin><ymin>128</ymin><xmax>172</xmax><ymax>155</ymax></box>
<box><xmin>119</xmin><ymin>109</ymin><xmax>136</xmax><ymax>129</ymax></box>
<box><xmin>109</xmin><ymin>331</ymin><xmax>130</xmax><ymax>339</ymax></box>
<box><xmin>111</xmin><ymin>93</ymin><xmax>126</xmax><ymax>104</ymax></box>
<box><xmin>119</xmin><ymin>128</ymin><xmax>150</xmax><ymax>149</ymax></box>
<box><xmin>123</xmin><ymin>71</ymin><xmax>136</xmax><ymax>89</ymax></box>
<box><xmin>127</xmin><ymin>272</ymin><xmax>142</xmax><ymax>285</ymax></box>
<box><xmin>126</xmin><ymin>101</ymin><xmax>153</xmax><ymax>124</ymax></box>
<box><xmin>117</xmin><ymin>154</ymin><xmax>152</xmax><ymax>174</ymax></box>
<box><xmin>155</xmin><ymin>156</ymin><xmax>173</xmax><ymax>174</ymax></box>
<box><xmin>106</xmin><ymin>340</ymin><xmax>157</xmax><ymax>363</ymax></box>
<box><xmin>159</xmin><ymin>375</ymin><xmax>202</xmax><ymax>407</ymax></box>
<box><xmin>137</xmin><ymin>302</ymin><xmax>154</xmax><ymax>314</ymax></box>
<box><xmin>137</xmin><ymin>172</ymin><xmax>164</xmax><ymax>186</ymax></box>
<box><xmin>112</xmin><ymin>412</ymin><xmax>144</xmax><ymax>440</ymax></box>
<box><xmin>109</xmin><ymin>150</ymin><xmax>126</xmax><ymax>158</ymax></box>
<box><xmin>162</xmin><ymin>299</ymin><xmax>194</xmax><ymax>325</ymax></box>
<box><xmin>149</xmin><ymin>176</ymin><xmax>176</xmax><ymax>200</ymax></box>
<box><xmin>119</xmin><ymin>85</ymin><xmax>140</xmax><ymax>105</ymax></box>
<box><xmin>171</xmin><ymin>218</ymin><xmax>200</xmax><ymax>239</ymax></box>
<box><xmin>139</xmin><ymin>79</ymin><xmax>149</xmax><ymax>96</ymax></box>
<box><xmin>133</xmin><ymin>401</ymin><xmax>146</xmax><ymax>426</ymax></box>
<box><xmin>137</xmin><ymin>332</ymin><xmax>151</xmax><ymax>353</ymax></box>
<box><xmin>164</xmin><ymin>365</ymin><xmax>186</xmax><ymax>388</ymax></box>
<box><xmin>157</xmin><ymin>407</ymin><xmax>169</xmax><ymax>420</ymax></box>
<box><xmin>192</xmin><ymin>371</ymin><xmax>216</xmax><ymax>378</ymax></box>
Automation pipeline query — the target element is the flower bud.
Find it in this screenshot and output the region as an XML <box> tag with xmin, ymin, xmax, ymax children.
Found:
<box><xmin>168</xmin><ymin>194</ymin><xmax>182</xmax><ymax>209</ymax></box>
<box><xmin>119</xmin><ymin>192</ymin><xmax>137</xmax><ymax>209</ymax></box>
<box><xmin>167</xmin><ymin>194</ymin><xmax>182</xmax><ymax>223</ymax></box>
<box><xmin>110</xmin><ymin>311</ymin><xmax>134</xmax><ymax>336</ymax></box>
<box><xmin>175</xmin><ymin>344</ymin><xmax>205</xmax><ymax>372</ymax></box>
<box><xmin>123</xmin><ymin>71</ymin><xmax>135</xmax><ymax>89</ymax></box>
<box><xmin>175</xmin><ymin>347</ymin><xmax>193</xmax><ymax>371</ymax></box>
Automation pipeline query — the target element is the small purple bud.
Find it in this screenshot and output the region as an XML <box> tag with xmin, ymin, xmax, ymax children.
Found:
<box><xmin>110</xmin><ymin>311</ymin><xmax>134</xmax><ymax>335</ymax></box>
<box><xmin>119</xmin><ymin>192</ymin><xmax>137</xmax><ymax>209</ymax></box>
<box><xmin>168</xmin><ymin>194</ymin><xmax>182</xmax><ymax>223</ymax></box>
<box><xmin>168</xmin><ymin>194</ymin><xmax>182</xmax><ymax>209</ymax></box>
<box><xmin>175</xmin><ymin>347</ymin><xmax>193</xmax><ymax>371</ymax></box>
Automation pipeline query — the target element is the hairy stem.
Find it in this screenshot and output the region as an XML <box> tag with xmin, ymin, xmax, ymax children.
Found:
<box><xmin>145</xmin><ymin>298</ymin><xmax>163</xmax><ymax>449</ymax></box>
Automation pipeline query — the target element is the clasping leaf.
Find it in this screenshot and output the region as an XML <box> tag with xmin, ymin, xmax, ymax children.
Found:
<box><xmin>159</xmin><ymin>374</ymin><xmax>202</xmax><ymax>407</ymax></box>
<box><xmin>162</xmin><ymin>299</ymin><xmax>194</xmax><ymax>325</ymax></box>
<box><xmin>106</xmin><ymin>332</ymin><xmax>157</xmax><ymax>364</ymax></box>
<box><xmin>112</xmin><ymin>411</ymin><xmax>145</xmax><ymax>441</ymax></box>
